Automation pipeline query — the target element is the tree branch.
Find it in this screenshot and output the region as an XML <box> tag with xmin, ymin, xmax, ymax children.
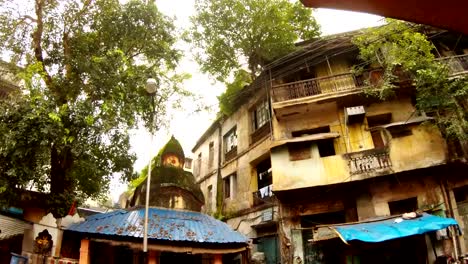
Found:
<box><xmin>33</xmin><ymin>0</ymin><xmax>53</xmax><ymax>89</ymax></box>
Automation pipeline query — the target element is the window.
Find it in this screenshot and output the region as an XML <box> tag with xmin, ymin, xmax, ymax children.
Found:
<box><xmin>317</xmin><ymin>139</ymin><xmax>335</xmax><ymax>157</ymax></box>
<box><xmin>367</xmin><ymin>113</ymin><xmax>392</xmax><ymax>127</ymax></box>
<box><xmin>389</xmin><ymin>197</ymin><xmax>418</xmax><ymax>215</ymax></box>
<box><xmin>207</xmin><ymin>185</ymin><xmax>213</xmax><ymax>212</ymax></box>
<box><xmin>208</xmin><ymin>142</ymin><xmax>214</xmax><ymax>168</ymax></box>
<box><xmin>371</xmin><ymin>130</ymin><xmax>385</xmax><ymax>149</ymax></box>
<box><xmin>453</xmin><ymin>185</ymin><xmax>468</xmax><ymax>203</ymax></box>
<box><xmin>195</xmin><ymin>152</ymin><xmax>202</xmax><ymax>177</ymax></box>
<box><xmin>250</xmin><ymin>99</ymin><xmax>271</xmax><ymax>144</ymax></box>
<box><xmin>388</xmin><ymin>126</ymin><xmax>413</xmax><ymax>138</ymax></box>
<box><xmin>257</xmin><ymin>158</ymin><xmax>272</xmax><ymax>189</ymax></box>
<box><xmin>224</xmin><ymin>127</ymin><xmax>238</xmax><ymax>160</ymax></box>
<box><xmin>252</xmin><ymin>99</ymin><xmax>270</xmax><ymax>130</ymax></box>
<box><xmin>184</xmin><ymin>158</ymin><xmax>193</xmax><ymax>170</ymax></box>
<box><xmin>254</xmin><ymin>158</ymin><xmax>273</xmax><ymax>205</ymax></box>
<box><xmin>292</xmin><ymin>126</ymin><xmax>330</xmax><ymax>137</ymax></box>
<box><xmin>367</xmin><ymin>113</ymin><xmax>391</xmax><ymax>148</ymax></box>
<box><xmin>223</xmin><ymin>173</ymin><xmax>237</xmax><ymax>199</ymax></box>
<box><xmin>288</xmin><ymin>143</ymin><xmax>311</xmax><ymax>161</ymax></box>
<box><xmin>223</xmin><ymin>176</ymin><xmax>231</xmax><ymax>199</ymax></box>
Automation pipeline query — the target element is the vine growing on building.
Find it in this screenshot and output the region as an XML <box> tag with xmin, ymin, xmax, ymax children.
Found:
<box><xmin>353</xmin><ymin>20</ymin><xmax>468</xmax><ymax>157</ymax></box>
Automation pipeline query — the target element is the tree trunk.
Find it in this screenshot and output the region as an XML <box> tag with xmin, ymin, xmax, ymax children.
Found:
<box><xmin>49</xmin><ymin>144</ymin><xmax>74</xmax><ymax>217</ymax></box>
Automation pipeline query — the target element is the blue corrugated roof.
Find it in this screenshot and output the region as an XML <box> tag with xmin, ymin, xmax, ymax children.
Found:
<box><xmin>67</xmin><ymin>207</ymin><xmax>248</xmax><ymax>244</ymax></box>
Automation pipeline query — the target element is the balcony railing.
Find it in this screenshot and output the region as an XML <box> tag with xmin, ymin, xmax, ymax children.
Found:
<box><xmin>345</xmin><ymin>148</ymin><xmax>392</xmax><ymax>175</ymax></box>
<box><xmin>272</xmin><ymin>72</ymin><xmax>364</xmax><ymax>103</ymax></box>
<box><xmin>437</xmin><ymin>54</ymin><xmax>468</xmax><ymax>75</ymax></box>
<box><xmin>224</xmin><ymin>146</ymin><xmax>237</xmax><ymax>162</ymax></box>
<box><xmin>253</xmin><ymin>184</ymin><xmax>274</xmax><ymax>206</ymax></box>
<box><xmin>250</xmin><ymin>123</ymin><xmax>271</xmax><ymax>145</ymax></box>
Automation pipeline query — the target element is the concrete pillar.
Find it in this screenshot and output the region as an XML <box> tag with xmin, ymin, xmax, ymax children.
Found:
<box><xmin>213</xmin><ymin>254</ymin><xmax>223</xmax><ymax>264</ymax></box>
<box><xmin>148</xmin><ymin>250</ymin><xmax>159</xmax><ymax>264</ymax></box>
<box><xmin>79</xmin><ymin>239</ymin><xmax>90</xmax><ymax>264</ymax></box>
<box><xmin>54</xmin><ymin>229</ymin><xmax>64</xmax><ymax>257</ymax></box>
<box><xmin>21</xmin><ymin>228</ymin><xmax>34</xmax><ymax>254</ymax></box>
<box><xmin>356</xmin><ymin>189</ymin><xmax>376</xmax><ymax>220</ymax></box>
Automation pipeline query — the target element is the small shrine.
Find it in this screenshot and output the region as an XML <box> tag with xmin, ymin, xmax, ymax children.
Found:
<box><xmin>66</xmin><ymin>136</ymin><xmax>248</xmax><ymax>264</ymax></box>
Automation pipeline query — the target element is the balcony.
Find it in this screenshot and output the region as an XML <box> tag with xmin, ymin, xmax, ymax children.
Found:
<box><xmin>437</xmin><ymin>54</ymin><xmax>468</xmax><ymax>76</ymax></box>
<box><xmin>270</xmin><ymin>70</ymin><xmax>389</xmax><ymax>119</ymax></box>
<box><xmin>271</xmin><ymin>72</ymin><xmax>366</xmax><ymax>103</ymax></box>
<box><xmin>344</xmin><ymin>148</ymin><xmax>392</xmax><ymax>178</ymax></box>
<box><xmin>250</xmin><ymin>123</ymin><xmax>271</xmax><ymax>145</ymax></box>
<box><xmin>253</xmin><ymin>184</ymin><xmax>274</xmax><ymax>206</ymax></box>
<box><xmin>224</xmin><ymin>146</ymin><xmax>237</xmax><ymax>162</ymax></box>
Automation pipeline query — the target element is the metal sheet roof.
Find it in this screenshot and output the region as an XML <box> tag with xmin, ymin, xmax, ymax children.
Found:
<box><xmin>67</xmin><ymin>208</ymin><xmax>248</xmax><ymax>244</ymax></box>
<box><xmin>0</xmin><ymin>214</ymin><xmax>32</xmax><ymax>240</ymax></box>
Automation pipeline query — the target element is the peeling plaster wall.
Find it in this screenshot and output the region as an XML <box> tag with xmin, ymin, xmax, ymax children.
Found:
<box><xmin>271</xmin><ymin>97</ymin><xmax>448</xmax><ymax>191</ymax></box>
<box><xmin>193</xmin><ymin>127</ymin><xmax>220</xmax><ymax>183</ymax></box>
<box><xmin>357</xmin><ymin>175</ymin><xmax>445</xmax><ymax>220</ymax></box>
<box><xmin>222</xmin><ymin>137</ymin><xmax>272</xmax><ymax>213</ymax></box>
<box><xmin>194</xmin><ymin>86</ymin><xmax>273</xmax><ymax>216</ymax></box>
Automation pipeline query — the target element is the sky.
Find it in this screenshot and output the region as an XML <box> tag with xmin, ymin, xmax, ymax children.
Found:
<box><xmin>108</xmin><ymin>2</ymin><xmax>384</xmax><ymax>203</ymax></box>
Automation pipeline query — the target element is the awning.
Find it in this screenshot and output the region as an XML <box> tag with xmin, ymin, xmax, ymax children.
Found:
<box><xmin>314</xmin><ymin>213</ymin><xmax>458</xmax><ymax>244</ymax></box>
<box><xmin>369</xmin><ymin>116</ymin><xmax>434</xmax><ymax>131</ymax></box>
<box><xmin>270</xmin><ymin>132</ymin><xmax>340</xmax><ymax>149</ymax></box>
<box><xmin>0</xmin><ymin>214</ymin><xmax>32</xmax><ymax>240</ymax></box>
<box><xmin>334</xmin><ymin>213</ymin><xmax>457</xmax><ymax>244</ymax></box>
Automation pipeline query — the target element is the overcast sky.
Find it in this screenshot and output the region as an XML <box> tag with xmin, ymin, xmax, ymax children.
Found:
<box><xmin>108</xmin><ymin>2</ymin><xmax>384</xmax><ymax>202</ymax></box>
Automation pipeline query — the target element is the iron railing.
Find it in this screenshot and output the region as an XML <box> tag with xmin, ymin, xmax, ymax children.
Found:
<box><xmin>271</xmin><ymin>72</ymin><xmax>362</xmax><ymax>102</ymax></box>
<box><xmin>250</xmin><ymin>123</ymin><xmax>271</xmax><ymax>145</ymax></box>
<box><xmin>437</xmin><ymin>54</ymin><xmax>468</xmax><ymax>75</ymax></box>
<box><xmin>345</xmin><ymin>148</ymin><xmax>392</xmax><ymax>175</ymax></box>
<box><xmin>253</xmin><ymin>184</ymin><xmax>274</xmax><ymax>206</ymax></box>
<box><xmin>224</xmin><ymin>146</ymin><xmax>237</xmax><ymax>162</ymax></box>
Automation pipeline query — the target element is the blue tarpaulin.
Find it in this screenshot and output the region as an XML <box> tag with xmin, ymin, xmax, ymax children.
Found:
<box><xmin>332</xmin><ymin>213</ymin><xmax>458</xmax><ymax>243</ymax></box>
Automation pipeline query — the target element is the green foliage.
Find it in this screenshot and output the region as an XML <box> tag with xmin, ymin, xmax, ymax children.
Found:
<box><xmin>353</xmin><ymin>19</ymin><xmax>468</xmax><ymax>149</ymax></box>
<box><xmin>218</xmin><ymin>69</ymin><xmax>252</xmax><ymax>115</ymax></box>
<box><xmin>160</xmin><ymin>136</ymin><xmax>185</xmax><ymax>159</ymax></box>
<box><xmin>0</xmin><ymin>0</ymin><xmax>190</xmax><ymax>217</ymax></box>
<box><xmin>189</xmin><ymin>0</ymin><xmax>320</xmax><ymax>83</ymax></box>
<box><xmin>126</xmin><ymin>137</ymin><xmax>186</xmax><ymax>196</ymax></box>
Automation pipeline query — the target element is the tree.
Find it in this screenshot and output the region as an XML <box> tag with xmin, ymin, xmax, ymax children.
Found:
<box><xmin>353</xmin><ymin>20</ymin><xmax>468</xmax><ymax>157</ymax></box>
<box><xmin>189</xmin><ymin>0</ymin><xmax>320</xmax><ymax>83</ymax></box>
<box><xmin>0</xmin><ymin>0</ymin><xmax>190</xmax><ymax>217</ymax></box>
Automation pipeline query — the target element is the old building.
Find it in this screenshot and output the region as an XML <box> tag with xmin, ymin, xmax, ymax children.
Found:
<box><xmin>193</xmin><ymin>28</ymin><xmax>468</xmax><ymax>264</ymax></box>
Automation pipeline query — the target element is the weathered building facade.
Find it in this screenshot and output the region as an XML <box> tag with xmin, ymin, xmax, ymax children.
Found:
<box><xmin>193</xmin><ymin>28</ymin><xmax>468</xmax><ymax>264</ymax></box>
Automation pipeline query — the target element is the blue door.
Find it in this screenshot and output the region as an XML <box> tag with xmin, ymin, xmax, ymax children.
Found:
<box><xmin>258</xmin><ymin>236</ymin><xmax>279</xmax><ymax>264</ymax></box>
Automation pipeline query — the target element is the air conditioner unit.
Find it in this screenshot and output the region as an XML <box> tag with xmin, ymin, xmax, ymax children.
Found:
<box><xmin>345</xmin><ymin>106</ymin><xmax>366</xmax><ymax>124</ymax></box>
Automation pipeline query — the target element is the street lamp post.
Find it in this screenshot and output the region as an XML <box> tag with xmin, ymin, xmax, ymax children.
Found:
<box><xmin>143</xmin><ymin>78</ymin><xmax>158</xmax><ymax>253</ymax></box>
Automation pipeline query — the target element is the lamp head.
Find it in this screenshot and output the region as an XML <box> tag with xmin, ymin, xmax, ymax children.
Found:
<box><xmin>145</xmin><ymin>78</ymin><xmax>158</xmax><ymax>94</ymax></box>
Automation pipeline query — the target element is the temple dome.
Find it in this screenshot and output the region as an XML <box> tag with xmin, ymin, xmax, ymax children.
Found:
<box><xmin>129</xmin><ymin>136</ymin><xmax>204</xmax><ymax>212</ymax></box>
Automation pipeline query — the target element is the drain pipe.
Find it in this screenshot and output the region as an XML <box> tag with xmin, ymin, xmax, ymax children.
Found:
<box><xmin>215</xmin><ymin>119</ymin><xmax>224</xmax><ymax>217</ymax></box>
<box><xmin>440</xmin><ymin>180</ymin><xmax>460</xmax><ymax>260</ymax></box>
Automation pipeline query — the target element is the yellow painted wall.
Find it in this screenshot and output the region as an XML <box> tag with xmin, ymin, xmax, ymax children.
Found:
<box><xmin>390</xmin><ymin>124</ymin><xmax>447</xmax><ymax>171</ymax></box>
<box><xmin>272</xmin><ymin>97</ymin><xmax>448</xmax><ymax>191</ymax></box>
<box><xmin>271</xmin><ymin>144</ymin><xmax>349</xmax><ymax>191</ymax></box>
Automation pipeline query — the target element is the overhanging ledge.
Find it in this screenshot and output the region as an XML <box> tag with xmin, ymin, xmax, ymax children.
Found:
<box><xmin>270</xmin><ymin>132</ymin><xmax>340</xmax><ymax>149</ymax></box>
